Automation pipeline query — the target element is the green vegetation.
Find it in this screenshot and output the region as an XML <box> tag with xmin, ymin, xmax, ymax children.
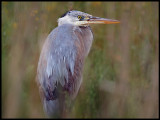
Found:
<box><xmin>2</xmin><ymin>2</ymin><xmax>158</xmax><ymax>118</ymax></box>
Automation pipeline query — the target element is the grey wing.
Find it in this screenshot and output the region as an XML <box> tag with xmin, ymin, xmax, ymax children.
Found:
<box><xmin>37</xmin><ymin>25</ymin><xmax>82</xmax><ymax>101</ymax></box>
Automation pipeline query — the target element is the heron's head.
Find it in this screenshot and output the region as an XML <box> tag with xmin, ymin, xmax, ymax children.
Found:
<box><xmin>58</xmin><ymin>10</ymin><xmax>120</xmax><ymax>26</ymax></box>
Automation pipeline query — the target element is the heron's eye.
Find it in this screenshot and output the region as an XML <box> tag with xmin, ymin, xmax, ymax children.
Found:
<box><xmin>77</xmin><ymin>15</ymin><xmax>82</xmax><ymax>19</ymax></box>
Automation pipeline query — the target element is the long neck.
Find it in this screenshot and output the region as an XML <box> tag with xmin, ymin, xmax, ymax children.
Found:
<box><xmin>74</xmin><ymin>26</ymin><xmax>93</xmax><ymax>58</ymax></box>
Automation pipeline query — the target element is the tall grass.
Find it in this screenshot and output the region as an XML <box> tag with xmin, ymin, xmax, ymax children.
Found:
<box><xmin>2</xmin><ymin>2</ymin><xmax>159</xmax><ymax>118</ymax></box>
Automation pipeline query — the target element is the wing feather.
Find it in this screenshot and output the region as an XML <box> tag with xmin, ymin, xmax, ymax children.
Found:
<box><xmin>37</xmin><ymin>24</ymin><xmax>93</xmax><ymax>101</ymax></box>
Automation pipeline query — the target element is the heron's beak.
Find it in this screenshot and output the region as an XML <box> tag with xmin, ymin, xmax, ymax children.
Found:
<box><xmin>75</xmin><ymin>16</ymin><xmax>120</xmax><ymax>26</ymax></box>
<box><xmin>87</xmin><ymin>16</ymin><xmax>120</xmax><ymax>24</ymax></box>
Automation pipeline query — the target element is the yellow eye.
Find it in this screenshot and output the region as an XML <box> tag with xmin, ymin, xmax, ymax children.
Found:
<box><xmin>77</xmin><ymin>15</ymin><xmax>82</xmax><ymax>19</ymax></box>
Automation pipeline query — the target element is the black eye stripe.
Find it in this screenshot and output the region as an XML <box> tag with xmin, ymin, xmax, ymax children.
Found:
<box><xmin>60</xmin><ymin>11</ymin><xmax>87</xmax><ymax>20</ymax></box>
<box><xmin>60</xmin><ymin>11</ymin><xmax>69</xmax><ymax>18</ymax></box>
<box><xmin>79</xmin><ymin>16</ymin><xmax>85</xmax><ymax>21</ymax></box>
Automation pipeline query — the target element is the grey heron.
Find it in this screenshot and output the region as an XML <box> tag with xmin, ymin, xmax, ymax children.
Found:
<box><xmin>37</xmin><ymin>10</ymin><xmax>119</xmax><ymax>117</ymax></box>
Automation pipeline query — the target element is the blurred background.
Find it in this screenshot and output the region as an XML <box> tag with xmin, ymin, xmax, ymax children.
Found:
<box><xmin>2</xmin><ymin>2</ymin><xmax>159</xmax><ymax>118</ymax></box>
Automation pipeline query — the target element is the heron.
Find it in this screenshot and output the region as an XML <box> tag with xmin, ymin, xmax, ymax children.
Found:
<box><xmin>37</xmin><ymin>10</ymin><xmax>119</xmax><ymax>117</ymax></box>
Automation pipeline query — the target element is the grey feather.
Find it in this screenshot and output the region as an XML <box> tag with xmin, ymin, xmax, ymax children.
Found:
<box><xmin>37</xmin><ymin>23</ymin><xmax>93</xmax><ymax>117</ymax></box>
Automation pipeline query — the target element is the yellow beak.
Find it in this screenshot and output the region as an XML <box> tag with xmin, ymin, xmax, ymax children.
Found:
<box><xmin>87</xmin><ymin>16</ymin><xmax>120</xmax><ymax>24</ymax></box>
<box><xmin>75</xmin><ymin>16</ymin><xmax>120</xmax><ymax>26</ymax></box>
